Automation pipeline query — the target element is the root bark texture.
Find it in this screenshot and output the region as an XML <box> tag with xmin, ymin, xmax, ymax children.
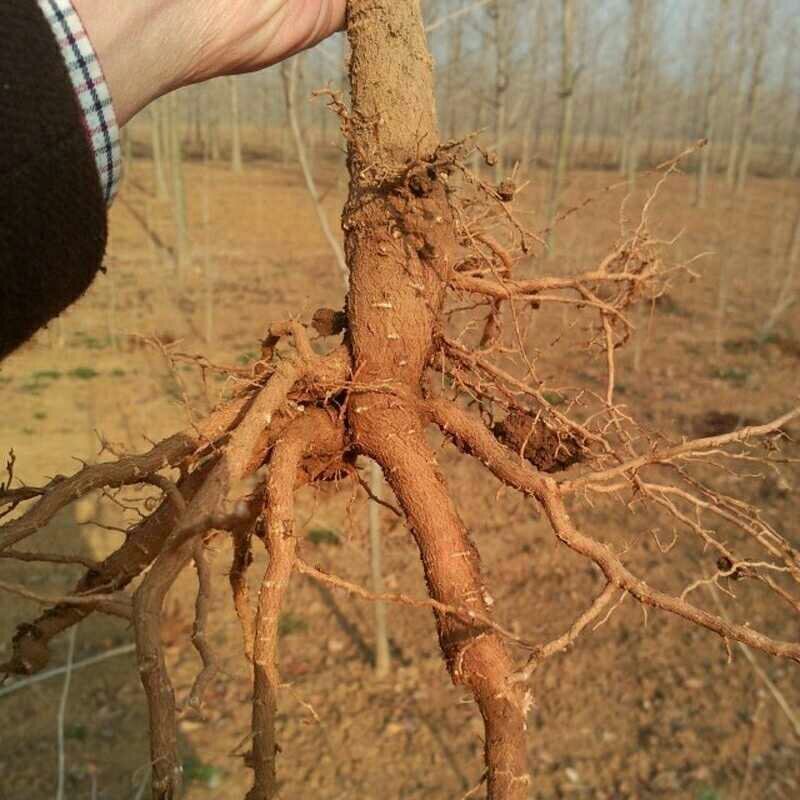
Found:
<box><xmin>135</xmin><ymin>340</ymin><xmax>316</xmax><ymax>800</ymax></box>
<box><xmin>344</xmin><ymin>2</ymin><xmax>529</xmax><ymax>793</ymax></box>
<box><xmin>357</xmin><ymin>409</ymin><xmax>530</xmax><ymax>796</ymax></box>
<box><xmin>247</xmin><ymin>410</ymin><xmax>345</xmax><ymax>800</ymax></box>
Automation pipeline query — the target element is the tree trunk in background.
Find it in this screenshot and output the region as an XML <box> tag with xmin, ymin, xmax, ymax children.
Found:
<box><xmin>695</xmin><ymin>0</ymin><xmax>728</xmax><ymax>208</ymax></box>
<box><xmin>120</xmin><ymin>1</ymin><xmax>797</xmax><ymax>198</ymax></box>
<box><xmin>151</xmin><ymin>104</ymin><xmax>168</xmax><ymax>200</ymax></box>
<box><xmin>470</xmin><ymin>20</ymin><xmax>491</xmax><ymax>175</ymax></box>
<box><xmin>791</xmin><ymin>142</ymin><xmax>800</xmax><ymax>179</ymax></box>
<box><xmin>579</xmin><ymin>23</ymin><xmax>599</xmax><ymax>165</ymax></box>
<box><xmin>599</xmin><ymin>92</ymin><xmax>616</xmax><ymax>165</ymax></box>
<box><xmin>261</xmin><ymin>81</ymin><xmax>272</xmax><ymax>148</ymax></box>
<box><xmin>445</xmin><ymin>0</ymin><xmax>465</xmax><ymax>139</ymax></box>
<box><xmin>168</xmin><ymin>93</ymin><xmax>190</xmax><ymax>276</ymax></box>
<box><xmin>230</xmin><ymin>77</ymin><xmax>244</xmax><ymax>173</ymax></box>
<box><xmin>760</xmin><ymin>202</ymin><xmax>800</xmax><ymax>340</ymax></box>
<box><xmin>368</xmin><ymin>461</ymin><xmax>391</xmax><ymax>678</ymax></box>
<box><xmin>790</xmin><ymin>204</ymin><xmax>800</xmax><ymax>267</ymax></box>
<box><xmin>521</xmin><ymin>1</ymin><xmax>546</xmax><ymax>173</ymax></box>
<box><xmin>620</xmin><ymin>0</ymin><xmax>648</xmax><ymax>186</ymax></box>
<box><xmin>191</xmin><ymin>90</ymin><xmax>204</xmax><ymax>151</ymax></box>
<box><xmin>772</xmin><ymin>24</ymin><xmax>797</xmax><ymax>164</ymax></box>
<box><xmin>281</xmin><ymin>58</ymin><xmax>348</xmax><ymax>286</ymax></box>
<box><xmin>788</xmin><ymin>98</ymin><xmax>800</xmax><ymax>177</ymax></box>
<box><xmin>202</xmin><ymin>130</ymin><xmax>214</xmax><ymax>345</ymax></box>
<box><xmin>725</xmin><ymin>2</ymin><xmax>748</xmax><ymax>187</ymax></box>
<box><xmin>490</xmin><ymin>0</ymin><xmax>512</xmax><ymax>183</ymax></box>
<box><xmin>531</xmin><ymin>2</ymin><xmax>550</xmax><ymax>162</ymax></box>
<box><xmin>298</xmin><ymin>56</ymin><xmax>318</xmax><ymax>174</ymax></box>
<box><xmin>210</xmin><ymin>85</ymin><xmax>222</xmax><ymax>162</ymax></box>
<box><xmin>547</xmin><ymin>0</ymin><xmax>576</xmax><ymax>250</ymax></box>
<box><xmin>734</xmin><ymin>5</ymin><xmax>769</xmax><ymax>194</ymax></box>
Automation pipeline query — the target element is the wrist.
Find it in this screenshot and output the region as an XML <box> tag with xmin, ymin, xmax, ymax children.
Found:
<box><xmin>71</xmin><ymin>0</ymin><xmax>188</xmax><ymax>126</ymax></box>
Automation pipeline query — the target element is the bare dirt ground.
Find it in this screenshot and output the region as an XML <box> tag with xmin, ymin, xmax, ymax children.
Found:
<box><xmin>1</xmin><ymin>155</ymin><xmax>799</xmax><ymax>800</ymax></box>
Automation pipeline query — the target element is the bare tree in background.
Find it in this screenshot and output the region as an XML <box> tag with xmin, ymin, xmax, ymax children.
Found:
<box><xmin>150</xmin><ymin>103</ymin><xmax>169</xmax><ymax>201</ymax></box>
<box><xmin>520</xmin><ymin>1</ymin><xmax>548</xmax><ymax>173</ymax></box>
<box><xmin>771</xmin><ymin>22</ymin><xmax>797</xmax><ymax>162</ymax></box>
<box><xmin>760</xmin><ymin>201</ymin><xmax>800</xmax><ymax>341</ymax></box>
<box><xmin>732</xmin><ymin>1</ymin><xmax>770</xmax><ymax>194</ymax></box>
<box><xmin>230</xmin><ymin>77</ymin><xmax>244</xmax><ymax>173</ymax></box>
<box><xmin>110</xmin><ymin>0</ymin><xmax>800</xmax><ymax>196</ymax></box>
<box><xmin>695</xmin><ymin>0</ymin><xmax>728</xmax><ymax>208</ymax></box>
<box><xmin>368</xmin><ymin>461</ymin><xmax>391</xmax><ymax>678</ymax></box>
<box><xmin>546</xmin><ymin>0</ymin><xmax>578</xmax><ymax>249</ymax></box>
<box><xmin>619</xmin><ymin>0</ymin><xmax>649</xmax><ymax>185</ymax></box>
<box><xmin>167</xmin><ymin>93</ymin><xmax>190</xmax><ymax>275</ymax></box>
<box><xmin>489</xmin><ymin>0</ymin><xmax>513</xmax><ymax>183</ymax></box>
<box><xmin>280</xmin><ymin>57</ymin><xmax>347</xmax><ymax>286</ymax></box>
<box><xmin>788</xmin><ymin>98</ymin><xmax>800</xmax><ymax>178</ymax></box>
<box><xmin>444</xmin><ymin>0</ymin><xmax>466</xmax><ymax>140</ymax></box>
<box><xmin>206</xmin><ymin>82</ymin><xmax>222</xmax><ymax>162</ymax></box>
<box><xmin>725</xmin><ymin>0</ymin><xmax>749</xmax><ymax>188</ymax></box>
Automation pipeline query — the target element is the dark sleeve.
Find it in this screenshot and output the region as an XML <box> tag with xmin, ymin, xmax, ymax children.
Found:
<box><xmin>0</xmin><ymin>0</ymin><xmax>107</xmax><ymax>359</ymax></box>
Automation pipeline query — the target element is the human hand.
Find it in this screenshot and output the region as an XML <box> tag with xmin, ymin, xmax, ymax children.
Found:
<box><xmin>73</xmin><ymin>0</ymin><xmax>347</xmax><ymax>126</ymax></box>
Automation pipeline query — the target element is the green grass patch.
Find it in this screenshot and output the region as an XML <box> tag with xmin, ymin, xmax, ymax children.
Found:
<box><xmin>542</xmin><ymin>391</ymin><xmax>566</xmax><ymax>406</ymax></box>
<box><xmin>32</xmin><ymin>370</ymin><xmax>61</xmax><ymax>381</ymax></box>
<box><xmin>710</xmin><ymin>366</ymin><xmax>749</xmax><ymax>386</ymax></box>
<box><xmin>278</xmin><ymin>612</ymin><xmax>308</xmax><ymax>638</ymax></box>
<box><xmin>83</xmin><ymin>336</ymin><xmax>110</xmax><ymax>350</ymax></box>
<box><xmin>69</xmin><ymin>367</ymin><xmax>100</xmax><ymax>381</ymax></box>
<box><xmin>182</xmin><ymin>757</ymin><xmax>224</xmax><ymax>788</ymax></box>
<box><xmin>307</xmin><ymin>527</ymin><xmax>341</xmax><ymax>546</ymax></box>
<box><xmin>237</xmin><ymin>351</ymin><xmax>258</xmax><ymax>365</ymax></box>
<box><xmin>64</xmin><ymin>723</ymin><xmax>88</xmax><ymax>741</ymax></box>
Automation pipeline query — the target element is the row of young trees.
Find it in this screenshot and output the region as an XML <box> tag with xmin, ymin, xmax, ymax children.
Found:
<box><xmin>132</xmin><ymin>0</ymin><xmax>799</xmax><ymax>285</ymax></box>
<box><xmin>133</xmin><ymin>0</ymin><xmax>799</xmax><ymax>188</ymax></box>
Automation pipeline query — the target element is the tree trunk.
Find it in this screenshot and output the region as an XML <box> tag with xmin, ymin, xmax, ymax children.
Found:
<box><xmin>725</xmin><ymin>4</ymin><xmax>748</xmax><ymax>187</ymax></box>
<box><xmin>445</xmin><ymin>0</ymin><xmax>465</xmax><ymax>139</ymax></box>
<box><xmin>532</xmin><ymin>3</ymin><xmax>549</xmax><ymax>161</ymax></box>
<box><xmin>695</xmin><ymin>0</ymin><xmax>727</xmax><ymax>208</ymax></box>
<box><xmin>789</xmin><ymin>102</ymin><xmax>800</xmax><ymax>177</ymax></box>
<box><xmin>547</xmin><ymin>0</ymin><xmax>577</xmax><ymax>250</ymax></box>
<box><xmin>344</xmin><ymin>2</ymin><xmax>529</xmax><ymax>797</ymax></box>
<box><xmin>522</xmin><ymin>1</ymin><xmax>547</xmax><ymax>173</ymax></box>
<box><xmin>734</xmin><ymin>12</ymin><xmax>768</xmax><ymax>194</ymax></box>
<box><xmin>368</xmin><ymin>460</ymin><xmax>391</xmax><ymax>678</ymax></box>
<box><xmin>230</xmin><ymin>77</ymin><xmax>244</xmax><ymax>173</ymax></box>
<box><xmin>490</xmin><ymin>0</ymin><xmax>512</xmax><ymax>184</ymax></box>
<box><xmin>168</xmin><ymin>93</ymin><xmax>189</xmax><ymax>276</ymax></box>
<box><xmin>620</xmin><ymin>0</ymin><xmax>648</xmax><ymax>186</ymax></box>
<box><xmin>151</xmin><ymin>103</ymin><xmax>168</xmax><ymax>201</ymax></box>
<box><xmin>281</xmin><ymin>59</ymin><xmax>348</xmax><ymax>286</ymax></box>
<box><xmin>760</xmin><ymin>202</ymin><xmax>800</xmax><ymax>341</ymax></box>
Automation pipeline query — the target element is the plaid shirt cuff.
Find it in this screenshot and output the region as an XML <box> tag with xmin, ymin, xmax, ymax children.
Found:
<box><xmin>37</xmin><ymin>0</ymin><xmax>122</xmax><ymax>205</ymax></box>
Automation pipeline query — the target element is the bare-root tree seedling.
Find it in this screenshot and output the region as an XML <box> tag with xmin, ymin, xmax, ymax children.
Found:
<box><xmin>1</xmin><ymin>4</ymin><xmax>798</xmax><ymax>800</ymax></box>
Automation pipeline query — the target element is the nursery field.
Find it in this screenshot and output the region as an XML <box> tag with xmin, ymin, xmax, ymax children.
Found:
<box><xmin>1</xmin><ymin>157</ymin><xmax>799</xmax><ymax>800</ymax></box>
